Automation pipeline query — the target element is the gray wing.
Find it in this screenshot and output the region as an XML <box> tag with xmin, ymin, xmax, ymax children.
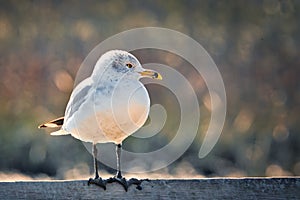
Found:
<box><xmin>64</xmin><ymin>78</ymin><xmax>93</xmax><ymax>121</ymax></box>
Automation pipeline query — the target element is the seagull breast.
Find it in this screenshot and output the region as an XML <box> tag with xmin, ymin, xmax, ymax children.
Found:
<box><xmin>93</xmin><ymin>79</ymin><xmax>150</xmax><ymax>144</ymax></box>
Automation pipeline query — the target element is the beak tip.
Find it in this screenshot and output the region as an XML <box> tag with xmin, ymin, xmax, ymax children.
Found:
<box><xmin>154</xmin><ymin>72</ymin><xmax>163</xmax><ymax>80</ymax></box>
<box><xmin>139</xmin><ymin>70</ymin><xmax>162</xmax><ymax>80</ymax></box>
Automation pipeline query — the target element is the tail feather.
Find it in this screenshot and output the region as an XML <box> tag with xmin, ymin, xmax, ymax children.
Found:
<box><xmin>38</xmin><ymin>117</ymin><xmax>64</xmax><ymax>129</ymax></box>
<box><xmin>50</xmin><ymin>129</ymin><xmax>70</xmax><ymax>136</ymax></box>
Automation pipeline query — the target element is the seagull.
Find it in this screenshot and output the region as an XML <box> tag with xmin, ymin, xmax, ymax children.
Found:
<box><xmin>39</xmin><ymin>50</ymin><xmax>162</xmax><ymax>191</ymax></box>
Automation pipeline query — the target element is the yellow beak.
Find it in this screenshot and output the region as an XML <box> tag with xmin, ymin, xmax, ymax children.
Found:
<box><xmin>139</xmin><ymin>70</ymin><xmax>162</xmax><ymax>80</ymax></box>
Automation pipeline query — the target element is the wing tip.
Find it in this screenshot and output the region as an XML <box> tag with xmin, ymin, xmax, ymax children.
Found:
<box><xmin>38</xmin><ymin>123</ymin><xmax>60</xmax><ymax>129</ymax></box>
<box><xmin>38</xmin><ymin>124</ymin><xmax>46</xmax><ymax>129</ymax></box>
<box><xmin>38</xmin><ymin>117</ymin><xmax>64</xmax><ymax>129</ymax></box>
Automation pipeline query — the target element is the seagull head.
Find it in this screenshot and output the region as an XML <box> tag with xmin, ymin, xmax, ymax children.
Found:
<box><xmin>92</xmin><ymin>50</ymin><xmax>162</xmax><ymax>82</ymax></box>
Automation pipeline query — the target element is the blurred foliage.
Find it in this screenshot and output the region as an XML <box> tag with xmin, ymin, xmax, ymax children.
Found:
<box><xmin>0</xmin><ymin>0</ymin><xmax>300</xmax><ymax>179</ymax></box>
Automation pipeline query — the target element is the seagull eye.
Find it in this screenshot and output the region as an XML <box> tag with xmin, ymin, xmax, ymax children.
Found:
<box><xmin>126</xmin><ymin>63</ymin><xmax>133</xmax><ymax>68</ymax></box>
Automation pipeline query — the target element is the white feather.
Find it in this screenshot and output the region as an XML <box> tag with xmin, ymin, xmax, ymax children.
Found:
<box><xmin>50</xmin><ymin>129</ymin><xmax>70</xmax><ymax>136</ymax></box>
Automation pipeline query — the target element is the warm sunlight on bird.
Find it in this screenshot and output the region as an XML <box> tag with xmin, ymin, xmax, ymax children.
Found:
<box><xmin>39</xmin><ymin>50</ymin><xmax>162</xmax><ymax>191</ymax></box>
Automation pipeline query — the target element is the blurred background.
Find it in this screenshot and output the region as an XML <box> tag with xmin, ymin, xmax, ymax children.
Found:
<box><xmin>0</xmin><ymin>0</ymin><xmax>299</xmax><ymax>181</ymax></box>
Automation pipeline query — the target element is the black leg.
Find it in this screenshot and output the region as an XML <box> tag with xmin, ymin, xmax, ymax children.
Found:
<box><xmin>107</xmin><ymin>143</ymin><xmax>142</xmax><ymax>191</ymax></box>
<box><xmin>93</xmin><ymin>144</ymin><xmax>99</xmax><ymax>179</ymax></box>
<box><xmin>88</xmin><ymin>143</ymin><xmax>106</xmax><ymax>189</ymax></box>
<box><xmin>116</xmin><ymin>143</ymin><xmax>122</xmax><ymax>178</ymax></box>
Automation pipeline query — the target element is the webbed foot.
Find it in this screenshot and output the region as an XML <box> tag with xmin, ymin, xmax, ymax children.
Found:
<box><xmin>88</xmin><ymin>177</ymin><xmax>107</xmax><ymax>190</ymax></box>
<box><xmin>107</xmin><ymin>176</ymin><xmax>142</xmax><ymax>191</ymax></box>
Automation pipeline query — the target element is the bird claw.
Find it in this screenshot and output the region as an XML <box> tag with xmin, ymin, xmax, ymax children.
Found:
<box><xmin>88</xmin><ymin>177</ymin><xmax>107</xmax><ymax>190</ymax></box>
<box><xmin>107</xmin><ymin>176</ymin><xmax>142</xmax><ymax>191</ymax></box>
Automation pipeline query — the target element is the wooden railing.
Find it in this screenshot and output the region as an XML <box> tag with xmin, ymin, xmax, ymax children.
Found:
<box><xmin>0</xmin><ymin>178</ymin><xmax>299</xmax><ymax>199</ymax></box>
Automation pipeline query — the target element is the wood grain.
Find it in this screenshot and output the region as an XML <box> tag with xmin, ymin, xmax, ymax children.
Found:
<box><xmin>0</xmin><ymin>178</ymin><xmax>299</xmax><ymax>199</ymax></box>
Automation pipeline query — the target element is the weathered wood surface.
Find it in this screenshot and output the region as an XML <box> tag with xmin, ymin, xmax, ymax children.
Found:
<box><xmin>0</xmin><ymin>178</ymin><xmax>299</xmax><ymax>199</ymax></box>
